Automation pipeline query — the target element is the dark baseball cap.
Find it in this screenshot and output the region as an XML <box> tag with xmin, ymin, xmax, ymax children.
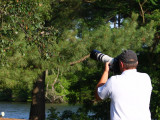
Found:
<box><xmin>118</xmin><ymin>50</ymin><xmax>138</xmax><ymax>63</ymax></box>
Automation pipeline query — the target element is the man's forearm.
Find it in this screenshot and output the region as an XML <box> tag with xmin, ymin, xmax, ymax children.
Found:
<box><xmin>97</xmin><ymin>71</ymin><xmax>109</xmax><ymax>87</ymax></box>
<box><xmin>95</xmin><ymin>62</ymin><xmax>109</xmax><ymax>100</ymax></box>
<box><xmin>95</xmin><ymin>71</ymin><xmax>109</xmax><ymax>100</ymax></box>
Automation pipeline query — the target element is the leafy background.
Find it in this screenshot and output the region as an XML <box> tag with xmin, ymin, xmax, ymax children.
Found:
<box><xmin>0</xmin><ymin>0</ymin><xmax>159</xmax><ymax>119</ymax></box>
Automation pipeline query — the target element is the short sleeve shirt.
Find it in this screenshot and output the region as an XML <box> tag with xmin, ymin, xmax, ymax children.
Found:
<box><xmin>98</xmin><ymin>69</ymin><xmax>152</xmax><ymax>120</ymax></box>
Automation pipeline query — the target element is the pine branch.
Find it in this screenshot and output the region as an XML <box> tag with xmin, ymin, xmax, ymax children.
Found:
<box><xmin>52</xmin><ymin>68</ymin><xmax>59</xmax><ymax>91</ymax></box>
<box><xmin>83</xmin><ymin>0</ymin><xmax>96</xmax><ymax>3</ymax></box>
<box><xmin>70</xmin><ymin>54</ymin><xmax>90</xmax><ymax>66</ymax></box>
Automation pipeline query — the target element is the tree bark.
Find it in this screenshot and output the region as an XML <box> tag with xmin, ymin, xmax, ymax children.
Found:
<box><xmin>118</xmin><ymin>14</ymin><xmax>121</xmax><ymax>28</ymax></box>
<box><xmin>138</xmin><ymin>0</ymin><xmax>147</xmax><ymax>24</ymax></box>
<box><xmin>29</xmin><ymin>71</ymin><xmax>46</xmax><ymax>120</ymax></box>
<box><xmin>70</xmin><ymin>54</ymin><xmax>90</xmax><ymax>66</ymax></box>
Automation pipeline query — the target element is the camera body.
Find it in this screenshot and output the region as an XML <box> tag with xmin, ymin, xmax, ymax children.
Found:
<box><xmin>90</xmin><ymin>50</ymin><xmax>120</xmax><ymax>74</ymax></box>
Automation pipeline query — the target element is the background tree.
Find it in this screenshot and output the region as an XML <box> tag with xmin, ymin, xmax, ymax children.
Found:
<box><xmin>0</xmin><ymin>0</ymin><xmax>159</xmax><ymax>119</ymax></box>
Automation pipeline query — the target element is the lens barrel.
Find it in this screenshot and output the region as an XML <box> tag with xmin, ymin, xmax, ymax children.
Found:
<box><xmin>90</xmin><ymin>50</ymin><xmax>113</xmax><ymax>64</ymax></box>
<box><xmin>90</xmin><ymin>50</ymin><xmax>120</xmax><ymax>74</ymax></box>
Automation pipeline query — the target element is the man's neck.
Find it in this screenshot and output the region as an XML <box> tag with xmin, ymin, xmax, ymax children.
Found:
<box><xmin>122</xmin><ymin>68</ymin><xmax>136</xmax><ymax>72</ymax></box>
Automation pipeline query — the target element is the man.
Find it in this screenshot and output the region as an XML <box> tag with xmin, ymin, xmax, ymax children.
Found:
<box><xmin>96</xmin><ymin>50</ymin><xmax>152</xmax><ymax>120</ymax></box>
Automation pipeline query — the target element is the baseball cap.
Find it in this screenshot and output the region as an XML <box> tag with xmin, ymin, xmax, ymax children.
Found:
<box><xmin>118</xmin><ymin>50</ymin><xmax>138</xmax><ymax>63</ymax></box>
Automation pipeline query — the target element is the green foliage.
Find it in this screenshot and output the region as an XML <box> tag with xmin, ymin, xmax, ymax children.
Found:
<box><xmin>0</xmin><ymin>88</ymin><xmax>12</xmax><ymax>101</ymax></box>
<box><xmin>0</xmin><ymin>0</ymin><xmax>54</xmax><ymax>101</ymax></box>
<box><xmin>0</xmin><ymin>0</ymin><xmax>159</xmax><ymax>119</ymax></box>
<box><xmin>47</xmin><ymin>100</ymin><xmax>110</xmax><ymax>120</ymax></box>
<box><xmin>45</xmin><ymin>71</ymin><xmax>70</xmax><ymax>103</ymax></box>
<box><xmin>47</xmin><ymin>107</ymin><xmax>61</xmax><ymax>120</ymax></box>
<box><xmin>47</xmin><ymin>107</ymin><xmax>92</xmax><ymax>120</ymax></box>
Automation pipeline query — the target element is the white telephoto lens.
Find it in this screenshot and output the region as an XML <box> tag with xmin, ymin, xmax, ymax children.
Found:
<box><xmin>101</xmin><ymin>55</ymin><xmax>114</xmax><ymax>64</ymax></box>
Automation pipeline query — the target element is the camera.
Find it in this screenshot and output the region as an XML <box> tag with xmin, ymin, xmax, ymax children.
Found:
<box><xmin>90</xmin><ymin>50</ymin><xmax>120</xmax><ymax>74</ymax></box>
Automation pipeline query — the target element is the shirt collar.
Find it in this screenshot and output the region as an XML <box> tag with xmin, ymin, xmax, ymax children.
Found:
<box><xmin>122</xmin><ymin>69</ymin><xmax>137</xmax><ymax>75</ymax></box>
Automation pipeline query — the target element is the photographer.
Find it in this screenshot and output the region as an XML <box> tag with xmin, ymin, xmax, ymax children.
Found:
<box><xmin>95</xmin><ymin>50</ymin><xmax>152</xmax><ymax>120</ymax></box>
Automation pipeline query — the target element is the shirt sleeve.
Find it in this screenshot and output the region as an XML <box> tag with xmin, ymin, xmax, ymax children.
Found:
<box><xmin>97</xmin><ymin>77</ymin><xmax>113</xmax><ymax>100</ymax></box>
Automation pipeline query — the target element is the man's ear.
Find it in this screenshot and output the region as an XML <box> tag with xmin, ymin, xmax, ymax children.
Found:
<box><xmin>120</xmin><ymin>61</ymin><xmax>124</xmax><ymax>68</ymax></box>
<box><xmin>119</xmin><ymin>61</ymin><xmax>125</xmax><ymax>72</ymax></box>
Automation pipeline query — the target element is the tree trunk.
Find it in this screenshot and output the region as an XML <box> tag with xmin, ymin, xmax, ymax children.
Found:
<box><xmin>118</xmin><ymin>14</ymin><xmax>121</xmax><ymax>28</ymax></box>
<box><xmin>29</xmin><ymin>71</ymin><xmax>46</xmax><ymax>120</ymax></box>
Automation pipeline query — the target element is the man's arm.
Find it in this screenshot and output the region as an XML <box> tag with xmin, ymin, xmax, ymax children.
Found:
<box><xmin>95</xmin><ymin>62</ymin><xmax>110</xmax><ymax>100</ymax></box>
